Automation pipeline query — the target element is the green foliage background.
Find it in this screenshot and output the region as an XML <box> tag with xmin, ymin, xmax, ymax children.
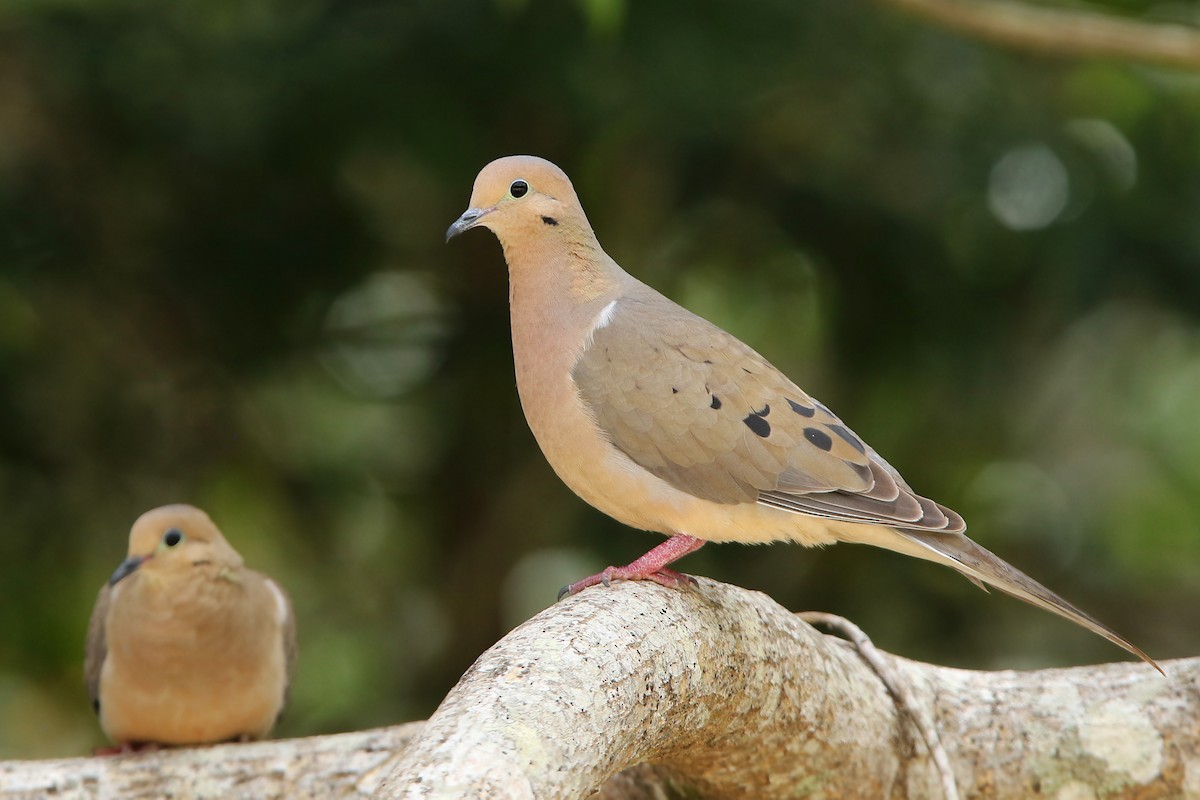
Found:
<box><xmin>0</xmin><ymin>0</ymin><xmax>1197</xmax><ymax>758</ymax></box>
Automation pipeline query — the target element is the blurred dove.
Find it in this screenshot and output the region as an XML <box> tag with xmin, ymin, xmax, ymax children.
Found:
<box><xmin>85</xmin><ymin>504</ymin><xmax>296</xmax><ymax>748</ymax></box>
<box><xmin>446</xmin><ymin>155</ymin><xmax>1159</xmax><ymax>670</ymax></box>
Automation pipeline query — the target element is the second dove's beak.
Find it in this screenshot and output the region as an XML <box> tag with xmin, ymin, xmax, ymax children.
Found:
<box><xmin>445</xmin><ymin>207</ymin><xmax>492</xmax><ymax>242</ymax></box>
<box><xmin>108</xmin><ymin>554</ymin><xmax>149</xmax><ymax>586</ymax></box>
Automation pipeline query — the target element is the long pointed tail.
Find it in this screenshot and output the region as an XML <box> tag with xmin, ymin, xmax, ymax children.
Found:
<box><xmin>894</xmin><ymin>528</ymin><xmax>1161</xmax><ymax>673</ymax></box>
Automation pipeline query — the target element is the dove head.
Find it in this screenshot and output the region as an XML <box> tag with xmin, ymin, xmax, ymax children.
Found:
<box><xmin>446</xmin><ymin>156</ymin><xmax>593</xmax><ymax>244</ymax></box>
<box><xmin>109</xmin><ymin>504</ymin><xmax>243</xmax><ymax>586</ymax></box>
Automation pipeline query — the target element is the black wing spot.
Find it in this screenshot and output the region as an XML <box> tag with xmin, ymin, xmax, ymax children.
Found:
<box><xmin>541</xmin><ymin>216</ymin><xmax>559</xmax><ymax>226</ymax></box>
<box><xmin>787</xmin><ymin>398</ymin><xmax>815</xmax><ymax>417</ymax></box>
<box><xmin>672</xmin><ymin>387</ymin><xmax>679</xmax><ymax>394</ymax></box>
<box><xmin>827</xmin><ymin>424</ymin><xmax>866</xmax><ymax>455</ymax></box>
<box><xmin>753</xmin><ymin>403</ymin><xmax>770</xmax><ymax>417</ymax></box>
<box><xmin>743</xmin><ymin>414</ymin><xmax>771</xmax><ymax>438</ymax></box>
<box><xmin>804</xmin><ymin>427</ymin><xmax>833</xmax><ymax>451</ymax></box>
<box><xmin>710</xmin><ymin>395</ymin><xmax>722</xmax><ymax>410</ymax></box>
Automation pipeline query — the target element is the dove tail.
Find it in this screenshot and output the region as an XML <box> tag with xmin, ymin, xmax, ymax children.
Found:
<box><xmin>889</xmin><ymin>528</ymin><xmax>1161</xmax><ymax>673</ymax></box>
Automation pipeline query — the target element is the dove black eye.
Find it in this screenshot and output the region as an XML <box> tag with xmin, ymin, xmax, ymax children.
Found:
<box><xmin>509</xmin><ymin>180</ymin><xmax>528</xmax><ymax>198</ymax></box>
<box><xmin>163</xmin><ymin>528</ymin><xmax>184</xmax><ymax>547</ymax></box>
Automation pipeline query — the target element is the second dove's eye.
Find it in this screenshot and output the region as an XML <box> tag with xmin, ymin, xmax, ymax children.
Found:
<box><xmin>510</xmin><ymin>180</ymin><xmax>528</xmax><ymax>198</ymax></box>
<box><xmin>163</xmin><ymin>529</ymin><xmax>184</xmax><ymax>547</ymax></box>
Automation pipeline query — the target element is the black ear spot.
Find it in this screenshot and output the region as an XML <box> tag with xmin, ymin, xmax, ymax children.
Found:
<box><xmin>540</xmin><ymin>215</ymin><xmax>559</xmax><ymax>226</ymax></box>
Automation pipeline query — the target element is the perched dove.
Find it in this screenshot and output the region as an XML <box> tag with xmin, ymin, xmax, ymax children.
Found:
<box><xmin>446</xmin><ymin>155</ymin><xmax>1158</xmax><ymax>669</ymax></box>
<box><xmin>85</xmin><ymin>504</ymin><xmax>296</xmax><ymax>748</ymax></box>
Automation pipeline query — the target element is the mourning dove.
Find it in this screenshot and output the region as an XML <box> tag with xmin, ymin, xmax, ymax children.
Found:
<box><xmin>446</xmin><ymin>155</ymin><xmax>1159</xmax><ymax>669</ymax></box>
<box><xmin>85</xmin><ymin>504</ymin><xmax>296</xmax><ymax>748</ymax></box>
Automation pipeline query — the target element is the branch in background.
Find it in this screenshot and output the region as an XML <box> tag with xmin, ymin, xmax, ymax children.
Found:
<box><xmin>0</xmin><ymin>724</ymin><xmax>423</xmax><ymax>799</ymax></box>
<box><xmin>873</xmin><ymin>0</ymin><xmax>1200</xmax><ymax>70</ymax></box>
<box><xmin>2</xmin><ymin>581</ymin><xmax>1195</xmax><ymax>799</ymax></box>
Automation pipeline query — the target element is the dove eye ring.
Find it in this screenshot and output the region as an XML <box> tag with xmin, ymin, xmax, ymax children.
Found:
<box><xmin>163</xmin><ymin>528</ymin><xmax>184</xmax><ymax>548</ymax></box>
<box><xmin>509</xmin><ymin>179</ymin><xmax>529</xmax><ymax>198</ymax></box>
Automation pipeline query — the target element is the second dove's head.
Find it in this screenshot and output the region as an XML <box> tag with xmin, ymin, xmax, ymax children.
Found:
<box><xmin>446</xmin><ymin>155</ymin><xmax>588</xmax><ymax>243</ymax></box>
<box><xmin>109</xmin><ymin>504</ymin><xmax>244</xmax><ymax>586</ymax></box>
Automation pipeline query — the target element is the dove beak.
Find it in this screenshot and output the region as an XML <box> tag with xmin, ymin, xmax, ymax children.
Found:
<box><xmin>108</xmin><ymin>554</ymin><xmax>150</xmax><ymax>586</ymax></box>
<box><xmin>445</xmin><ymin>207</ymin><xmax>493</xmax><ymax>242</ymax></box>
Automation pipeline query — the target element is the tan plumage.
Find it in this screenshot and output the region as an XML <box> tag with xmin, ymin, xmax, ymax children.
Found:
<box><xmin>447</xmin><ymin>155</ymin><xmax>1159</xmax><ymax>670</ymax></box>
<box><xmin>85</xmin><ymin>504</ymin><xmax>296</xmax><ymax>747</ymax></box>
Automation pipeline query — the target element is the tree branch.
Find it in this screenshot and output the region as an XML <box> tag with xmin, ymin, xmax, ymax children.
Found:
<box><xmin>871</xmin><ymin>0</ymin><xmax>1200</xmax><ymax>70</ymax></box>
<box><xmin>2</xmin><ymin>581</ymin><xmax>1194</xmax><ymax>798</ymax></box>
<box><xmin>377</xmin><ymin>580</ymin><xmax>1196</xmax><ymax>798</ymax></box>
<box><xmin>0</xmin><ymin>723</ymin><xmax>423</xmax><ymax>799</ymax></box>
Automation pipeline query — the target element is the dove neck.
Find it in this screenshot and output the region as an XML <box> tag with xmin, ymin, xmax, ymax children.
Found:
<box><xmin>503</xmin><ymin>218</ymin><xmax>626</xmax><ymax>315</ymax></box>
<box><xmin>504</xmin><ymin>222</ymin><xmax>628</xmax><ymax>427</ymax></box>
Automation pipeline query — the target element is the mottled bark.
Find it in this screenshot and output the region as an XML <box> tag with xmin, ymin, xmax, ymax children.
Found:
<box><xmin>0</xmin><ymin>723</ymin><xmax>422</xmax><ymax>799</ymax></box>
<box><xmin>378</xmin><ymin>580</ymin><xmax>1197</xmax><ymax>799</ymax></box>
<box><xmin>2</xmin><ymin>581</ymin><xmax>1195</xmax><ymax>799</ymax></box>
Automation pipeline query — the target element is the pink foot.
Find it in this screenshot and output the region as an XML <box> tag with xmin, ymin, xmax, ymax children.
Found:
<box><xmin>92</xmin><ymin>741</ymin><xmax>161</xmax><ymax>756</ymax></box>
<box><xmin>558</xmin><ymin>535</ymin><xmax>706</xmax><ymax>600</ymax></box>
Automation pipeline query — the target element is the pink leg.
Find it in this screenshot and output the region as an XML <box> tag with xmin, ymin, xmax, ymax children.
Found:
<box><xmin>558</xmin><ymin>534</ymin><xmax>706</xmax><ymax>600</ymax></box>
